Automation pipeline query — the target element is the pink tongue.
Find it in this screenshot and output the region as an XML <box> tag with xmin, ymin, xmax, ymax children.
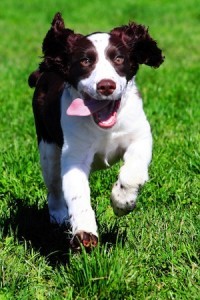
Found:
<box><xmin>67</xmin><ymin>98</ymin><xmax>110</xmax><ymax>117</ymax></box>
<box><xmin>67</xmin><ymin>98</ymin><xmax>92</xmax><ymax>116</ymax></box>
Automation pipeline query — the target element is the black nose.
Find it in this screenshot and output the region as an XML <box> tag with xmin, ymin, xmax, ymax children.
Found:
<box><xmin>97</xmin><ymin>79</ymin><xmax>116</xmax><ymax>96</ymax></box>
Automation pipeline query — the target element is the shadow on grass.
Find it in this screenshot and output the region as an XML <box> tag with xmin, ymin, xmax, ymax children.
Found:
<box><xmin>100</xmin><ymin>222</ymin><xmax>128</xmax><ymax>248</ymax></box>
<box><xmin>4</xmin><ymin>199</ymin><xmax>128</xmax><ymax>266</ymax></box>
<box><xmin>5</xmin><ymin>200</ymin><xmax>71</xmax><ymax>266</ymax></box>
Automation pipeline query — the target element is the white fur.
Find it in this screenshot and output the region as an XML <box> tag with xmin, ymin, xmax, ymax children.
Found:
<box><xmin>39</xmin><ymin>141</ymin><xmax>69</xmax><ymax>225</ymax></box>
<box><xmin>39</xmin><ymin>33</ymin><xmax>152</xmax><ymax>238</ymax></box>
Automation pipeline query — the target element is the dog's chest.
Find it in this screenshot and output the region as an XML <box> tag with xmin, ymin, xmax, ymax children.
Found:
<box><xmin>84</xmin><ymin>128</ymin><xmax>133</xmax><ymax>170</ymax></box>
<box><xmin>91</xmin><ymin>142</ymin><xmax>125</xmax><ymax>170</ymax></box>
<box><xmin>61</xmin><ymin>110</ymin><xmax>131</xmax><ymax>170</ymax></box>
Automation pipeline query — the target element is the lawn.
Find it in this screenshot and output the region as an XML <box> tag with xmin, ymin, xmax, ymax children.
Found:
<box><xmin>0</xmin><ymin>0</ymin><xmax>199</xmax><ymax>299</ymax></box>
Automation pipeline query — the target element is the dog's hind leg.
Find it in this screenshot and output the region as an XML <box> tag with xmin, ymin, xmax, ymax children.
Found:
<box><xmin>39</xmin><ymin>140</ymin><xmax>69</xmax><ymax>226</ymax></box>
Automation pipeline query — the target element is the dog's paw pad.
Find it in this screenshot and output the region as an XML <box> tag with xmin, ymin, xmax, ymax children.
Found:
<box><xmin>70</xmin><ymin>231</ymin><xmax>98</xmax><ymax>250</ymax></box>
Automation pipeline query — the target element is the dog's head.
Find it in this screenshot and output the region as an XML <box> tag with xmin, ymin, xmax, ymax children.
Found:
<box><xmin>39</xmin><ymin>13</ymin><xmax>164</xmax><ymax>128</ymax></box>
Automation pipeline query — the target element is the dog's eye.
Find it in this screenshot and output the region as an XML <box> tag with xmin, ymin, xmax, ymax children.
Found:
<box><xmin>80</xmin><ymin>58</ymin><xmax>91</xmax><ymax>67</ymax></box>
<box><xmin>114</xmin><ymin>56</ymin><xmax>124</xmax><ymax>65</ymax></box>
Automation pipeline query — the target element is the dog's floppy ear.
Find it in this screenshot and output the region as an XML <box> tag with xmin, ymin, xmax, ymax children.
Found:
<box><xmin>110</xmin><ymin>23</ymin><xmax>164</xmax><ymax>68</ymax></box>
<box><xmin>42</xmin><ymin>12</ymin><xmax>72</xmax><ymax>57</ymax></box>
<box><xmin>28</xmin><ymin>69</ymin><xmax>42</xmax><ymax>88</ymax></box>
<box><xmin>40</xmin><ymin>12</ymin><xmax>83</xmax><ymax>77</ymax></box>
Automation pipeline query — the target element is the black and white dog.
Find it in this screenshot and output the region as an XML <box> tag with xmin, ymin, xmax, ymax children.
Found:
<box><xmin>29</xmin><ymin>13</ymin><xmax>164</xmax><ymax>249</ymax></box>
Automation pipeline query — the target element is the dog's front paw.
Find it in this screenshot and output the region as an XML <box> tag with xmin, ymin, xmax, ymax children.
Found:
<box><xmin>111</xmin><ymin>179</ymin><xmax>140</xmax><ymax>216</ymax></box>
<box><xmin>70</xmin><ymin>231</ymin><xmax>98</xmax><ymax>251</ymax></box>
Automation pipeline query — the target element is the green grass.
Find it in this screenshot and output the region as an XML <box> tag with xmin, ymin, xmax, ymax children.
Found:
<box><xmin>0</xmin><ymin>0</ymin><xmax>199</xmax><ymax>299</ymax></box>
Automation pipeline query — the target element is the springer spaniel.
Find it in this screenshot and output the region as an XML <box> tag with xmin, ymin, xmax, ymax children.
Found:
<box><xmin>28</xmin><ymin>13</ymin><xmax>164</xmax><ymax>249</ymax></box>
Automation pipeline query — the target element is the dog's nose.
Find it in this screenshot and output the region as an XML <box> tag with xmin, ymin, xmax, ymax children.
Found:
<box><xmin>97</xmin><ymin>79</ymin><xmax>116</xmax><ymax>96</ymax></box>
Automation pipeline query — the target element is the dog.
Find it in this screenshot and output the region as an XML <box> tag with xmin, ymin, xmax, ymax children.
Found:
<box><xmin>28</xmin><ymin>12</ymin><xmax>164</xmax><ymax>249</ymax></box>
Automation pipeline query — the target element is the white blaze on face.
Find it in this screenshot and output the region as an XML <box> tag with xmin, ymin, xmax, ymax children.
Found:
<box><xmin>77</xmin><ymin>33</ymin><xmax>127</xmax><ymax>100</ymax></box>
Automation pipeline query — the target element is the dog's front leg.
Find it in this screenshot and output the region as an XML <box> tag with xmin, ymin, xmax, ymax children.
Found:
<box><xmin>111</xmin><ymin>135</ymin><xmax>152</xmax><ymax>216</ymax></box>
<box><xmin>62</xmin><ymin>162</ymin><xmax>98</xmax><ymax>249</ymax></box>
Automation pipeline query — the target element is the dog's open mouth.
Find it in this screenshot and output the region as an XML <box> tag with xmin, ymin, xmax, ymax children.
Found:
<box><xmin>67</xmin><ymin>97</ymin><xmax>120</xmax><ymax>129</ymax></box>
